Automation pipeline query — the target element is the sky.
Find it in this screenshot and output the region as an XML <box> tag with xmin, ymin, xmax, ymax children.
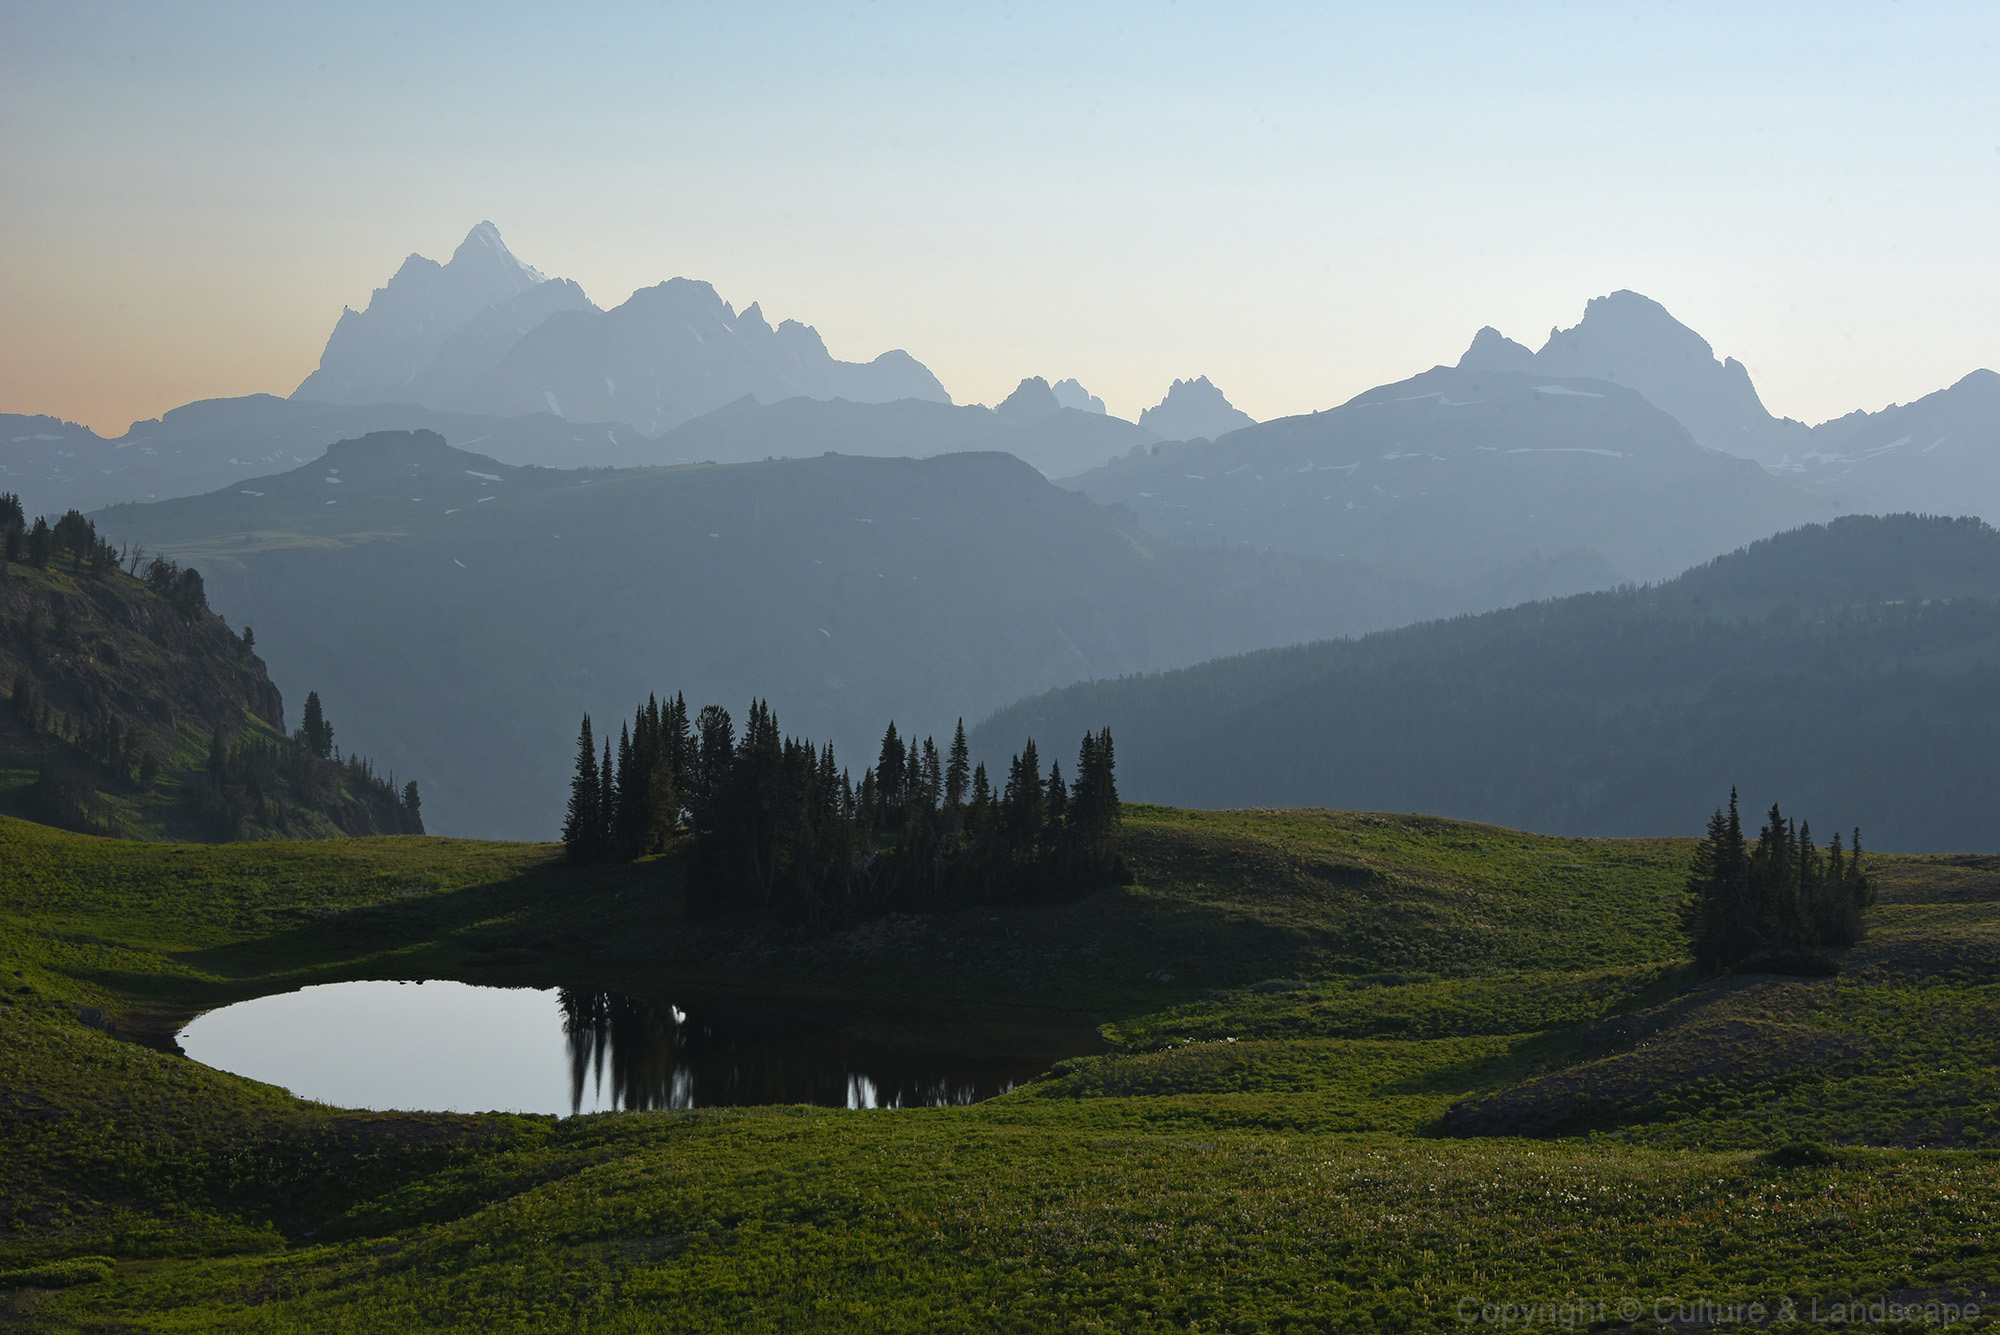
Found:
<box><xmin>3</xmin><ymin>0</ymin><xmax>1997</xmax><ymax>435</ymax></box>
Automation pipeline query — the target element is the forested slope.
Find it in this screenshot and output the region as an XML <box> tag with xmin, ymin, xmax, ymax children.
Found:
<box><xmin>979</xmin><ymin>514</ymin><xmax>2000</xmax><ymax>850</ymax></box>
<box><xmin>0</xmin><ymin>497</ymin><xmax>418</xmax><ymax>840</ymax></box>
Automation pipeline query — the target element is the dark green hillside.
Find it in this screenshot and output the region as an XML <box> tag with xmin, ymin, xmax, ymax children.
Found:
<box><xmin>5</xmin><ymin>807</ymin><xmax>2000</xmax><ymax>1331</ymax></box>
<box><xmin>981</xmin><ymin>514</ymin><xmax>2000</xmax><ymax>851</ymax></box>
<box><xmin>99</xmin><ymin>433</ymin><xmax>1440</xmax><ymax>839</ymax></box>
<box><xmin>0</xmin><ymin>503</ymin><xmax>417</xmax><ymax>841</ymax></box>
<box><xmin>1067</xmin><ymin>365</ymin><xmax>1826</xmax><ymax>600</ymax></box>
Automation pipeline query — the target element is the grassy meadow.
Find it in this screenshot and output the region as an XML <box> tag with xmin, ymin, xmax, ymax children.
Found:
<box><xmin>2</xmin><ymin>807</ymin><xmax>1997</xmax><ymax>1331</ymax></box>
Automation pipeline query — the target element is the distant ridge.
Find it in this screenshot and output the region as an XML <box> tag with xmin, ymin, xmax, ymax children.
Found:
<box><xmin>1069</xmin><ymin>364</ymin><xmax>1825</xmax><ymax>600</ymax></box>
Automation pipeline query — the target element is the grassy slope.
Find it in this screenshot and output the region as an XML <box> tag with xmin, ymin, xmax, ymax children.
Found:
<box><xmin>2</xmin><ymin>810</ymin><xmax>1997</xmax><ymax>1332</ymax></box>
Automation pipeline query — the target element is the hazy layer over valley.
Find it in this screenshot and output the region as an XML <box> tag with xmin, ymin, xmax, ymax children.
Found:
<box><xmin>981</xmin><ymin>513</ymin><xmax>2000</xmax><ymax>851</ymax></box>
<box><xmin>100</xmin><ymin>431</ymin><xmax>1440</xmax><ymax>838</ymax></box>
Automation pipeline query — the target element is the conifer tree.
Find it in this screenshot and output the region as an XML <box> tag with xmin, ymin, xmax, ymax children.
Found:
<box><xmin>562</xmin><ymin>715</ymin><xmax>602</xmax><ymax>863</ymax></box>
<box><xmin>918</xmin><ymin>737</ymin><xmax>942</xmax><ymax>815</ymax></box>
<box><xmin>300</xmin><ymin>691</ymin><xmax>334</xmax><ymax>760</ymax></box>
<box><xmin>1684</xmin><ymin>788</ymin><xmax>1871</xmax><ymax>970</ymax></box>
<box><xmin>611</xmin><ymin>721</ymin><xmax>641</xmax><ymax>859</ymax></box>
<box><xmin>876</xmin><ymin>722</ymin><xmax>906</xmax><ymax>830</ymax></box>
<box><xmin>1002</xmin><ymin>739</ymin><xmax>1045</xmax><ymax>869</ymax></box>
<box><xmin>946</xmin><ymin>719</ymin><xmax>970</xmax><ymax>811</ymax></box>
<box><xmin>600</xmin><ymin>737</ymin><xmax>615</xmax><ymax>857</ymax></box>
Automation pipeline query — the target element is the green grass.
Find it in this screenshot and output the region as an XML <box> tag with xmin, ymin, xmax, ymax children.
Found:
<box><xmin>4</xmin><ymin>809</ymin><xmax>2000</xmax><ymax>1331</ymax></box>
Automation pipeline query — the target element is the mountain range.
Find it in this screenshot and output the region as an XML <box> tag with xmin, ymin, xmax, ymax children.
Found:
<box><xmin>0</xmin><ymin>384</ymin><xmax>1155</xmax><ymax>519</ymax></box>
<box><xmin>1068</xmin><ymin>365</ymin><xmax>1829</xmax><ymax>597</ymax></box>
<box><xmin>291</xmin><ymin>222</ymin><xmax>947</xmax><ymax>433</ymax></box>
<box><xmin>1460</xmin><ymin>291</ymin><xmax>2000</xmax><ymax>519</ymax></box>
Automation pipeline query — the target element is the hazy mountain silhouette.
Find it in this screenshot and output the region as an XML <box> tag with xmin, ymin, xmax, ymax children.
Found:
<box><xmin>1068</xmin><ymin>365</ymin><xmax>1827</xmax><ymax>603</ymax></box>
<box><xmin>1050</xmin><ymin>378</ymin><xmax>1106</xmax><ymax>414</ymax></box>
<box><xmin>97</xmin><ymin>432</ymin><xmax>1444</xmax><ymax>838</ymax></box>
<box><xmin>426</xmin><ymin>281</ymin><xmax>948</xmax><ymax>433</ymax></box>
<box><xmin>994</xmin><ymin>377</ymin><xmax>1064</xmax><ymax>424</ymax></box>
<box><xmin>1138</xmin><ymin>376</ymin><xmax>1256</xmax><ymax>441</ymax></box>
<box><xmin>1457</xmin><ymin>291</ymin><xmax>2000</xmax><ymax>524</ymax></box>
<box><xmin>293</xmin><ymin>222</ymin><xmax>581</xmax><ymax>405</ymax></box>
<box><xmin>1775</xmin><ymin>371</ymin><xmax>2000</xmax><ymax>517</ymax></box>
<box><xmin>978</xmin><ymin>513</ymin><xmax>2000</xmax><ymax>851</ymax></box>
<box><xmin>1459</xmin><ymin>290</ymin><xmax>1812</xmax><ymax>463</ymax></box>
<box><xmin>646</xmin><ymin>394</ymin><xmax>1157</xmax><ymax>479</ymax></box>
<box><xmin>0</xmin><ymin>386</ymin><xmax>1151</xmax><ymax>513</ymax></box>
<box><xmin>290</xmin><ymin>224</ymin><xmax>950</xmax><ymax>433</ymax></box>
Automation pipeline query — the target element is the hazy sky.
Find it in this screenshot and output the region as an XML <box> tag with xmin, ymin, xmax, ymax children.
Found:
<box><xmin>4</xmin><ymin>1</ymin><xmax>1996</xmax><ymax>435</ymax></box>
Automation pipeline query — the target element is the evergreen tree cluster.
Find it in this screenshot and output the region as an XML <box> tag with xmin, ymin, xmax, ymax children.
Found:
<box><xmin>0</xmin><ymin>494</ymin><xmax>21</xmax><ymax>565</ymax></box>
<box><xmin>141</xmin><ymin>553</ymin><xmax>209</xmax><ymax>617</ymax></box>
<box><xmin>563</xmin><ymin>696</ymin><xmax>1123</xmax><ymax>928</ymax></box>
<box><xmin>1</xmin><ymin>500</ymin><xmax>123</xmax><ymax>577</ymax></box>
<box><xmin>0</xmin><ymin>497</ymin><xmax>208</xmax><ymax>618</ymax></box>
<box><xmin>1682</xmin><ymin>789</ymin><xmax>1876</xmax><ymax>971</ymax></box>
<box><xmin>187</xmin><ymin>709</ymin><xmax>423</xmax><ymax>841</ymax></box>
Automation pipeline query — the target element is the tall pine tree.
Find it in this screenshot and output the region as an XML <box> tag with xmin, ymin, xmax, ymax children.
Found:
<box><xmin>562</xmin><ymin>715</ymin><xmax>602</xmax><ymax>863</ymax></box>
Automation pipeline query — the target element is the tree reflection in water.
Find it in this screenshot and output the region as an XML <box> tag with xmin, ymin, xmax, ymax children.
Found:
<box><xmin>556</xmin><ymin>988</ymin><xmax>1103</xmax><ymax>1114</ymax></box>
<box><xmin>561</xmin><ymin>989</ymin><xmax>691</xmax><ymax>1114</ymax></box>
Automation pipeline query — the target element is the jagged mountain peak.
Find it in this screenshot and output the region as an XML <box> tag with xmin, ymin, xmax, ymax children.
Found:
<box><xmin>1457</xmin><ymin>326</ymin><xmax>1537</xmax><ymax>373</ymax></box>
<box><xmin>295</xmin><ymin>222</ymin><xmax>578</xmax><ymax>407</ymax></box>
<box><xmin>291</xmin><ymin>224</ymin><xmax>949</xmax><ymax>431</ymax></box>
<box><xmin>1050</xmin><ymin>378</ymin><xmax>1106</xmax><ymax>415</ymax></box>
<box><xmin>1138</xmin><ymin>375</ymin><xmax>1256</xmax><ymax>442</ymax></box>
<box><xmin>996</xmin><ymin>376</ymin><xmax>1062</xmax><ymax>424</ymax></box>
<box><xmin>1453</xmin><ymin>290</ymin><xmax>1807</xmax><ymax>463</ymax></box>
<box><xmin>1540</xmin><ymin>289</ymin><xmax>1726</xmax><ymax>376</ymax></box>
<box><xmin>450</xmin><ymin>220</ymin><xmax>547</xmax><ymax>284</ymax></box>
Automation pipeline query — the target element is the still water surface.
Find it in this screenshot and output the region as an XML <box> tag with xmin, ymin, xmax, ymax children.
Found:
<box><xmin>178</xmin><ymin>980</ymin><xmax>1100</xmax><ymax>1116</ymax></box>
